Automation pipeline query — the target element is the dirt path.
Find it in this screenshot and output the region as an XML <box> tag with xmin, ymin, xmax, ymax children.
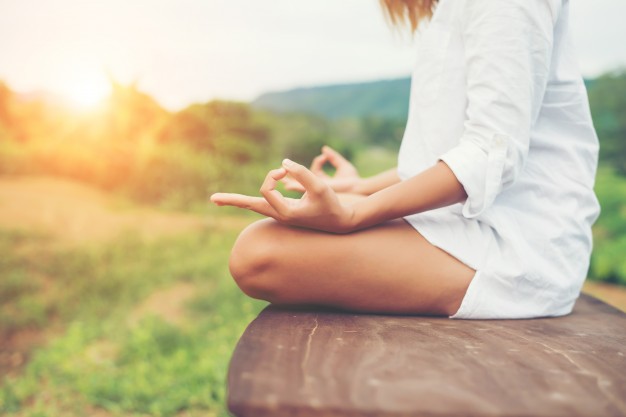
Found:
<box><xmin>583</xmin><ymin>281</ymin><xmax>626</xmax><ymax>312</ymax></box>
<box><xmin>128</xmin><ymin>282</ymin><xmax>198</xmax><ymax>327</ymax></box>
<box><xmin>0</xmin><ymin>176</ymin><xmax>210</xmax><ymax>245</ymax></box>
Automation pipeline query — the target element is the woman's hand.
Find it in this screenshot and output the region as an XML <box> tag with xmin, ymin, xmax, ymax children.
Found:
<box><xmin>281</xmin><ymin>145</ymin><xmax>362</xmax><ymax>194</ymax></box>
<box><xmin>210</xmin><ymin>159</ymin><xmax>355</xmax><ymax>234</ymax></box>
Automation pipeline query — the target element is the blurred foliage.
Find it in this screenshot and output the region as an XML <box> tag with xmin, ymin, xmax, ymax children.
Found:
<box><xmin>589</xmin><ymin>166</ymin><xmax>626</xmax><ymax>285</ymax></box>
<box><xmin>0</xmin><ymin>80</ymin><xmax>400</xmax><ymax>210</ymax></box>
<box><xmin>588</xmin><ymin>69</ymin><xmax>626</xmax><ymax>176</ymax></box>
<box><xmin>583</xmin><ymin>69</ymin><xmax>626</xmax><ymax>284</ymax></box>
<box><xmin>0</xmin><ymin>81</ymin><xmax>277</xmax><ymax>208</ymax></box>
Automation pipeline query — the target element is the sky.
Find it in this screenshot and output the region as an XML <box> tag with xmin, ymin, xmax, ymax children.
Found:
<box><xmin>0</xmin><ymin>0</ymin><xmax>623</xmax><ymax>110</ymax></box>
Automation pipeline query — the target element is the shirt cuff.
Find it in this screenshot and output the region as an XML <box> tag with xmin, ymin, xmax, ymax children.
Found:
<box><xmin>438</xmin><ymin>133</ymin><xmax>509</xmax><ymax>219</ymax></box>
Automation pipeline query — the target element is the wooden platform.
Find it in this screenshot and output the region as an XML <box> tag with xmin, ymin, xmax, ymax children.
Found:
<box><xmin>227</xmin><ymin>293</ymin><xmax>626</xmax><ymax>417</ymax></box>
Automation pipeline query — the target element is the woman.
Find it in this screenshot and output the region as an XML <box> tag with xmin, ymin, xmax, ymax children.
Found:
<box><xmin>211</xmin><ymin>0</ymin><xmax>601</xmax><ymax>319</ymax></box>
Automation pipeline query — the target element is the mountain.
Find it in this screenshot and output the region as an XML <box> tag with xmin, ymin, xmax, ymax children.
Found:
<box><xmin>252</xmin><ymin>77</ymin><xmax>411</xmax><ymax>121</ymax></box>
<box><xmin>253</xmin><ymin>76</ymin><xmax>598</xmax><ymax>121</ymax></box>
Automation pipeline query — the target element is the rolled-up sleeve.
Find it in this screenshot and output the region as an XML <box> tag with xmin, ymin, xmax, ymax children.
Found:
<box><xmin>438</xmin><ymin>0</ymin><xmax>558</xmax><ymax>218</ymax></box>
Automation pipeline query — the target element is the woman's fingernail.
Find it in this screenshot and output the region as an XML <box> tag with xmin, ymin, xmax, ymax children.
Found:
<box><xmin>282</xmin><ymin>158</ymin><xmax>293</xmax><ymax>167</ymax></box>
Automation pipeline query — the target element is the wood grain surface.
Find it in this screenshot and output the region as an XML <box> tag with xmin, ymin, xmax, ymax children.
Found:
<box><xmin>227</xmin><ymin>294</ymin><xmax>626</xmax><ymax>417</ymax></box>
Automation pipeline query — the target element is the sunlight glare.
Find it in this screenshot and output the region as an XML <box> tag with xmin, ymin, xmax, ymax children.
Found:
<box><xmin>61</xmin><ymin>69</ymin><xmax>111</xmax><ymax>109</ymax></box>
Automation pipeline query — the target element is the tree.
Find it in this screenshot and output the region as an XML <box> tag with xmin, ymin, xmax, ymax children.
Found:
<box><xmin>588</xmin><ymin>68</ymin><xmax>626</xmax><ymax>176</ymax></box>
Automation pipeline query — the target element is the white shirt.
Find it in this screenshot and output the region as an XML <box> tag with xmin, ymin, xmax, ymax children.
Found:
<box><xmin>397</xmin><ymin>0</ymin><xmax>601</xmax><ymax>319</ymax></box>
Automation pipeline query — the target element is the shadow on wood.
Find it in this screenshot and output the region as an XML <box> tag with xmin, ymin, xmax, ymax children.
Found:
<box><xmin>227</xmin><ymin>293</ymin><xmax>626</xmax><ymax>417</ymax></box>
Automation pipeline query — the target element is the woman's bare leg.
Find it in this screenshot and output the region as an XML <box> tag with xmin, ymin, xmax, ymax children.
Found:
<box><xmin>229</xmin><ymin>217</ymin><xmax>475</xmax><ymax>316</ymax></box>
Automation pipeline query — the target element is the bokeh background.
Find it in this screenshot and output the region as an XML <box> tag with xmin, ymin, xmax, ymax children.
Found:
<box><xmin>1</xmin><ymin>1</ymin><xmax>625</xmax><ymax>416</ymax></box>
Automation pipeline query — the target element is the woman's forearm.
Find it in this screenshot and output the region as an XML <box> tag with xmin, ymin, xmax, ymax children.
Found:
<box><xmin>349</xmin><ymin>161</ymin><xmax>467</xmax><ymax>231</ymax></box>
<box><xmin>352</xmin><ymin>167</ymin><xmax>401</xmax><ymax>196</ymax></box>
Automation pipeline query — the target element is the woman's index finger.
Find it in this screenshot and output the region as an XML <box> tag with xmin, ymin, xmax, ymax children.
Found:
<box><xmin>282</xmin><ymin>159</ymin><xmax>325</xmax><ymax>195</ymax></box>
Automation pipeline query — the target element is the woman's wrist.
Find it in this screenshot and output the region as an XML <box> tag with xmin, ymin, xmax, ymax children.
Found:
<box><xmin>337</xmin><ymin>203</ymin><xmax>358</xmax><ymax>234</ymax></box>
<box><xmin>340</xmin><ymin>194</ymin><xmax>377</xmax><ymax>232</ymax></box>
<box><xmin>349</xmin><ymin>177</ymin><xmax>368</xmax><ymax>195</ymax></box>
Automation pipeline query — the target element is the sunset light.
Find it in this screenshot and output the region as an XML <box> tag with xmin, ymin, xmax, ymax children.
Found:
<box><xmin>60</xmin><ymin>69</ymin><xmax>111</xmax><ymax>109</ymax></box>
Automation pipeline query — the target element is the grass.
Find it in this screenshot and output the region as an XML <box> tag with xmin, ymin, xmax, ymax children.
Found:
<box><xmin>0</xmin><ymin>223</ymin><xmax>267</xmax><ymax>417</ymax></box>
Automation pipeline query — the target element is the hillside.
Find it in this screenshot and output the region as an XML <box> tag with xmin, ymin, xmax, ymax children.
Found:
<box><xmin>253</xmin><ymin>77</ymin><xmax>411</xmax><ymax>121</ymax></box>
<box><xmin>252</xmin><ymin>76</ymin><xmax>597</xmax><ymax>122</ymax></box>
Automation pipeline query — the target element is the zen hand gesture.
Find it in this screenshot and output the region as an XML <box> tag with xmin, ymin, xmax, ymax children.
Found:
<box><xmin>281</xmin><ymin>146</ymin><xmax>361</xmax><ymax>194</ymax></box>
<box><xmin>211</xmin><ymin>159</ymin><xmax>355</xmax><ymax>234</ymax></box>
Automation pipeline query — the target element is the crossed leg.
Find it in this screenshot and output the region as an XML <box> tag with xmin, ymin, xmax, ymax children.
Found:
<box><xmin>228</xmin><ymin>217</ymin><xmax>475</xmax><ymax>317</ymax></box>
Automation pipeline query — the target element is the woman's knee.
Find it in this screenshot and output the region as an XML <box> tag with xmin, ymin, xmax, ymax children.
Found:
<box><xmin>229</xmin><ymin>219</ymin><xmax>284</xmax><ymax>300</ymax></box>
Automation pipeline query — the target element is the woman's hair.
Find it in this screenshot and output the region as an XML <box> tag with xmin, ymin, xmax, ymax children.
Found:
<box><xmin>379</xmin><ymin>0</ymin><xmax>438</xmax><ymax>32</ymax></box>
